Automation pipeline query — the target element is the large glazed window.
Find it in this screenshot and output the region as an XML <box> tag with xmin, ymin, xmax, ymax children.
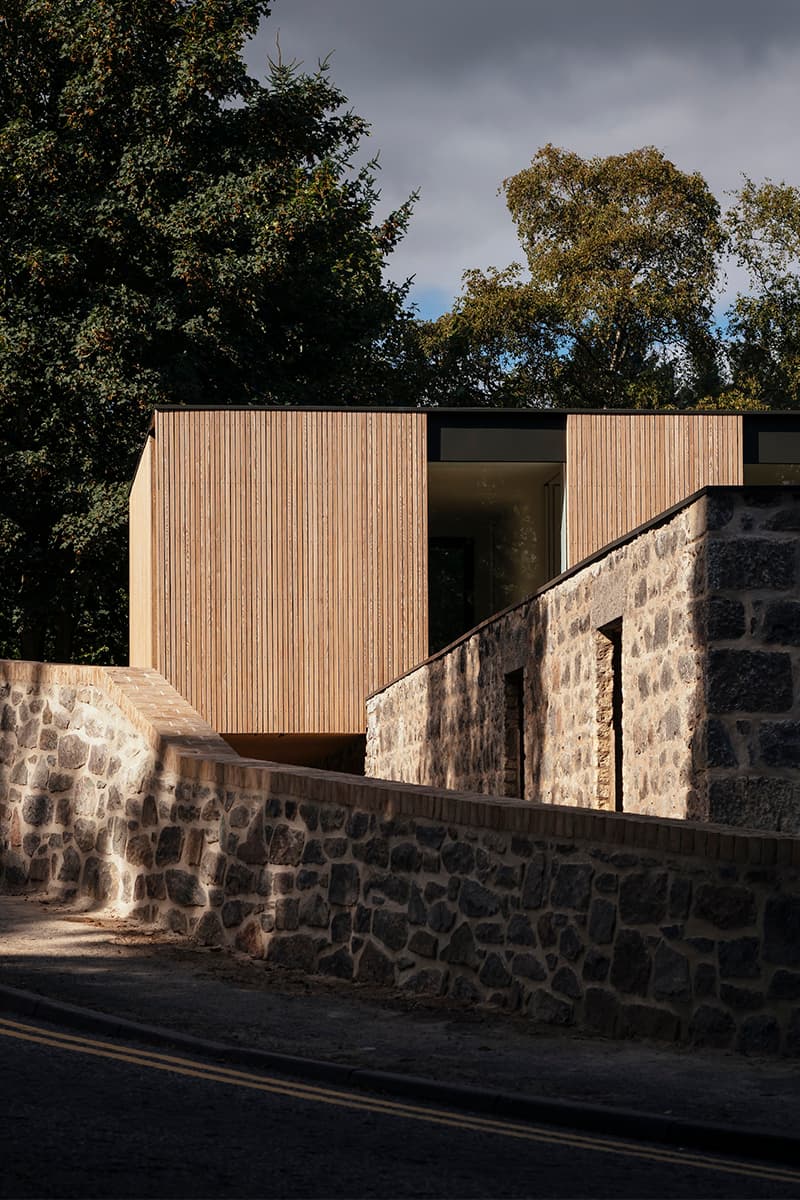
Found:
<box><xmin>427</xmin><ymin>461</ymin><xmax>564</xmax><ymax>652</ymax></box>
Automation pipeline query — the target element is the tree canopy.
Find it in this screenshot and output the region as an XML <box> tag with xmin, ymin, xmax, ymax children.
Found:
<box><xmin>725</xmin><ymin>178</ymin><xmax>800</xmax><ymax>409</ymax></box>
<box><xmin>419</xmin><ymin>145</ymin><xmax>724</xmax><ymax>408</ymax></box>
<box><xmin>0</xmin><ymin>0</ymin><xmax>416</xmax><ymax>663</ymax></box>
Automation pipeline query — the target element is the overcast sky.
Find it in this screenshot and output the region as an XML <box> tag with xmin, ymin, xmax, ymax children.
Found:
<box><xmin>247</xmin><ymin>1</ymin><xmax>800</xmax><ymax>320</ymax></box>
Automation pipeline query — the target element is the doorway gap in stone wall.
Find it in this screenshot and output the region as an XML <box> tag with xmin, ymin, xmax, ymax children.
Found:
<box><xmin>503</xmin><ymin>668</ymin><xmax>525</xmax><ymax>798</ymax></box>
<box><xmin>597</xmin><ymin>619</ymin><xmax>624</xmax><ymax>812</ymax></box>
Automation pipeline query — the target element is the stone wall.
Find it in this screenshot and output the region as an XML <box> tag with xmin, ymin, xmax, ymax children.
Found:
<box><xmin>702</xmin><ymin>489</ymin><xmax>800</xmax><ymax>833</ymax></box>
<box><xmin>2</xmin><ymin>659</ymin><xmax>800</xmax><ymax>1056</ymax></box>
<box><xmin>0</xmin><ymin>661</ymin><xmax>236</xmax><ymax>901</ymax></box>
<box><xmin>366</xmin><ymin>495</ymin><xmax>707</xmax><ymax>821</ymax></box>
<box><xmin>366</xmin><ymin>487</ymin><xmax>800</xmax><ymax>835</ymax></box>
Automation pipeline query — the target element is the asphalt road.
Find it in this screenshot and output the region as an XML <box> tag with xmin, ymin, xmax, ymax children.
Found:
<box><xmin>2</xmin><ymin>1015</ymin><xmax>798</xmax><ymax>1200</ymax></box>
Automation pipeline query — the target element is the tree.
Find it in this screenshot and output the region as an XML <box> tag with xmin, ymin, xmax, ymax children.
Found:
<box><xmin>0</xmin><ymin>0</ymin><xmax>416</xmax><ymax>663</ymax></box>
<box><xmin>725</xmin><ymin>178</ymin><xmax>800</xmax><ymax>409</ymax></box>
<box><xmin>422</xmin><ymin>145</ymin><xmax>724</xmax><ymax>408</ymax></box>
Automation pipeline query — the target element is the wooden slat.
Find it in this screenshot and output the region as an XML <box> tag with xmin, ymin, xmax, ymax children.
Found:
<box><xmin>128</xmin><ymin>437</ymin><xmax>155</xmax><ymax>667</ymax></box>
<box><xmin>566</xmin><ymin>413</ymin><xmax>743</xmax><ymax>565</ymax></box>
<box><xmin>143</xmin><ymin>409</ymin><xmax>428</xmax><ymax>735</ymax></box>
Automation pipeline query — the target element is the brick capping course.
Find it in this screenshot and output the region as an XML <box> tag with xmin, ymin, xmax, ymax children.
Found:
<box><xmin>2</xmin><ymin>658</ymin><xmax>800</xmax><ymax>1057</ymax></box>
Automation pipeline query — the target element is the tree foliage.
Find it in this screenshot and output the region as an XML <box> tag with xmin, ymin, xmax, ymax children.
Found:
<box><xmin>421</xmin><ymin>145</ymin><xmax>724</xmax><ymax>408</ymax></box>
<box><xmin>725</xmin><ymin>178</ymin><xmax>800</xmax><ymax>410</ymax></box>
<box><xmin>0</xmin><ymin>0</ymin><xmax>416</xmax><ymax>662</ymax></box>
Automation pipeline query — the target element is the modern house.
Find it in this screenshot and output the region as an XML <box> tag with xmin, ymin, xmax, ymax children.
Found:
<box><xmin>129</xmin><ymin>407</ymin><xmax>800</xmax><ymax>769</ymax></box>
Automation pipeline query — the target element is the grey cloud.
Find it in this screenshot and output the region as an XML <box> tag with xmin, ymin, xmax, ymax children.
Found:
<box><xmin>247</xmin><ymin>3</ymin><xmax>800</xmax><ymax>311</ymax></box>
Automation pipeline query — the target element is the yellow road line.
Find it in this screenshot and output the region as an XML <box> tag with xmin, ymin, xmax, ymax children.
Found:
<box><xmin>0</xmin><ymin>1016</ymin><xmax>797</xmax><ymax>1186</ymax></box>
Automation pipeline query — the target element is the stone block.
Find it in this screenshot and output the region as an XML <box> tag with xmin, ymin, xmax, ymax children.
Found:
<box><xmin>521</xmin><ymin>854</ymin><xmax>547</xmax><ymax>909</ymax></box>
<box><xmin>22</xmin><ymin>794</ymin><xmax>53</xmax><ymax>827</ymax></box>
<box><xmin>390</xmin><ymin>842</ymin><xmax>422</xmax><ymax>873</ymax></box>
<box><xmin>318</xmin><ymin>947</ymin><xmax>354</xmax><ymax>979</ymax></box>
<box><xmin>237</xmin><ymin>812</ymin><xmax>269</xmax><ymax>864</ymax></box>
<box><xmin>530</xmin><ymin>991</ymin><xmax>574</xmax><ymax>1026</ymax></box>
<box><xmin>125</xmin><ymin>833</ymin><xmax>153</xmax><ymax>868</ymax></box>
<box><xmin>324</xmin><ymin>838</ymin><xmax>348</xmax><ymax>859</ymax></box>
<box><xmin>345</xmin><ymin>811</ymin><xmax>369</xmax><ymax>840</ymax></box>
<box><xmin>364</xmin><ymin>872</ymin><xmax>409</xmax><ymax>905</ymax></box>
<box><xmin>269</xmin><ymin>825</ymin><xmax>305</xmax><ymax>866</ymax></box>
<box><xmin>267</xmin><ymin>934</ymin><xmax>317</xmax><ymax>972</ymax></box>
<box><xmin>706</xmin><ymin>596</ymin><xmax>745</xmax><ymax>641</ymax></box>
<box><xmin>588</xmin><ymin>898</ymin><xmax>616</xmax><ymax>944</ymax></box>
<box><xmin>329</xmin><ymin>862</ymin><xmax>360</xmax><ymax>907</ymax></box>
<box><xmin>299</xmin><ymin>892</ymin><xmax>330</xmax><ymax>929</ymax></box>
<box><xmin>768</xmin><ymin>970</ymin><xmax>800</xmax><ymax>1001</ymax></box>
<box><xmin>507</xmin><ymin>914</ymin><xmax>536</xmax><ymax>946</ymax></box>
<box><xmin>372</xmin><ymin>909</ymin><xmax>408</xmax><ymax>952</ymax></box>
<box><xmin>610</xmin><ymin>929</ymin><xmax>652</xmax><ymax>996</ymax></box>
<box><xmin>550</xmin><ymin>862</ymin><xmax>593</xmax><ymax>911</ymax></box>
<box><xmin>718</xmin><ymin>937</ymin><xmax>760</xmax><ymax>980</ymax></box>
<box><xmin>440</xmin><ymin>922</ymin><xmax>478</xmax><ymax>968</ymax></box>
<box><xmin>619</xmin><ymin>872</ymin><xmax>667</xmax><ymax>926</ymax></box>
<box><xmin>441</xmin><ymin>841</ymin><xmax>475</xmax><ymax>875</ymax></box>
<box><xmin>479</xmin><ymin>953</ymin><xmax>511</xmax><ymax>989</ymax></box>
<box><xmin>707</xmin><ymin>539</ymin><xmax>795</xmax><ymax>591</ymax></box>
<box><xmin>403</xmin><ymin>969</ymin><xmax>446</xmax><ymax>995</ymax></box>
<box><xmin>155</xmin><ymin>826</ymin><xmax>183</xmax><ymax>867</ymax></box>
<box><xmin>719</xmin><ymin>983</ymin><xmax>764</xmax><ymax>1011</ymax></box>
<box><xmin>688</xmin><ymin>1004</ymin><xmax>735</xmax><ymax>1049</ymax></box>
<box><xmin>475</xmin><ymin>922</ymin><xmax>503</xmax><ymax>944</ymax></box>
<box><xmin>693</xmin><ymin>883</ymin><xmax>756</xmax><ymax>930</ymax></box>
<box><xmin>301</xmin><ymin>838</ymin><xmax>325</xmax><ymax>866</ymax></box>
<box><xmin>356</xmin><ymin>940</ymin><xmax>395</xmax><ymax>985</ymax></box>
<box><xmin>738</xmin><ymin>1015</ymin><xmax>781</xmax><ymax>1056</ymax></box>
<box><xmin>707</xmin><ymin>650</ymin><xmax>793</xmax><ymax>713</ymax></box>
<box><xmin>458</xmin><ymin>879</ymin><xmax>500</xmax><ymax>919</ymax></box>
<box><xmin>552</xmin><ymin>966</ymin><xmax>581</xmax><ymax>999</ymax></box>
<box><xmin>559</xmin><ymin>925</ymin><xmax>583</xmax><ymax>962</ymax></box>
<box><xmin>408</xmin><ymin>929</ymin><xmax>438</xmax><ymax>959</ymax></box>
<box><xmin>275</xmin><ymin>897</ymin><xmax>299</xmax><ymax>930</ymax></box>
<box><xmin>58</xmin><ymin>734</ymin><xmax>89</xmax><ymax>770</ymax></box>
<box><xmin>584</xmin><ymin>988</ymin><xmax>620</xmax><ymax>1036</ymax></box>
<box><xmin>582</xmin><ymin>949</ymin><xmax>610</xmax><ymax>982</ymax></box>
<box><xmin>620</xmin><ymin>1004</ymin><xmax>681</xmax><ymax>1044</ymax></box>
<box><xmin>652</xmin><ymin>943</ymin><xmax>690</xmax><ymax>1002</ymax></box>
<box><xmin>165</xmin><ymin>869</ymin><xmax>206</xmax><ymax>907</ymax></box>
<box><xmin>414</xmin><ymin>824</ymin><xmax>445</xmax><ymax>849</ymax></box>
<box><xmin>764</xmin><ymin>895</ymin><xmax>800</xmax><ymax>966</ymax></box>
<box><xmin>762</xmin><ymin>599</ymin><xmax>800</xmax><ymax>646</ymax></box>
<box><xmin>759</xmin><ymin>723</ymin><xmax>800</xmax><ymax>769</ymax></box>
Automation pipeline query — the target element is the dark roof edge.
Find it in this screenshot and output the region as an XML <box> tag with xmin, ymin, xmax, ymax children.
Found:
<box><xmin>367</xmin><ymin>483</ymin><xmax>795</xmax><ymax>700</ymax></box>
<box><xmin>148</xmin><ymin>404</ymin><xmax>800</xmax><ymax>417</ymax></box>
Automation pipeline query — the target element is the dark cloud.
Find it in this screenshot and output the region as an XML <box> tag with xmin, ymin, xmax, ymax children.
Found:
<box><xmin>247</xmin><ymin>2</ymin><xmax>800</xmax><ymax>313</ymax></box>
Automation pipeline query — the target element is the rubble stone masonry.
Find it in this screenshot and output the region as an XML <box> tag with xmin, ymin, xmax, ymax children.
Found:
<box><xmin>2</xmin><ymin>658</ymin><xmax>800</xmax><ymax>1057</ymax></box>
<box><xmin>366</xmin><ymin>487</ymin><xmax>800</xmax><ymax>835</ymax></box>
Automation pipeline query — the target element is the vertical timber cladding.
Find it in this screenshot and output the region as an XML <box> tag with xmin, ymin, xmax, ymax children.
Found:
<box><xmin>153</xmin><ymin>409</ymin><xmax>428</xmax><ymax>735</ymax></box>
<box><xmin>566</xmin><ymin>412</ymin><xmax>743</xmax><ymax>565</ymax></box>
<box><xmin>128</xmin><ymin>434</ymin><xmax>155</xmax><ymax>668</ymax></box>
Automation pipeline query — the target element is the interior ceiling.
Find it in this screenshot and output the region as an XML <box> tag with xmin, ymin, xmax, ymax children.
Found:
<box><xmin>428</xmin><ymin>461</ymin><xmax>562</xmax><ymax>513</ymax></box>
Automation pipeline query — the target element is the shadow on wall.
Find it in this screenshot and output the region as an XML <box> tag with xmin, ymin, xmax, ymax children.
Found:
<box><xmin>417</xmin><ymin>599</ymin><xmax>548</xmax><ymax>802</ymax></box>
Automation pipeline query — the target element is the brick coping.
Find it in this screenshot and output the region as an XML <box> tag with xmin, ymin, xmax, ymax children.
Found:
<box><xmin>2</xmin><ymin>659</ymin><xmax>797</xmax><ymax>870</ymax></box>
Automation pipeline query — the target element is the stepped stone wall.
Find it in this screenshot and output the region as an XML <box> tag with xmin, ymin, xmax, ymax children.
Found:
<box><xmin>2</xmin><ymin>659</ymin><xmax>800</xmax><ymax>1057</ymax></box>
<box><xmin>366</xmin><ymin>487</ymin><xmax>800</xmax><ymax>835</ymax></box>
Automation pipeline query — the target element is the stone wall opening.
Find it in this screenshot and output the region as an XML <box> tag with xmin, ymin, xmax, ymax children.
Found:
<box><xmin>503</xmin><ymin>669</ymin><xmax>525</xmax><ymax>798</ymax></box>
<box><xmin>597</xmin><ymin>619</ymin><xmax>624</xmax><ymax>813</ymax></box>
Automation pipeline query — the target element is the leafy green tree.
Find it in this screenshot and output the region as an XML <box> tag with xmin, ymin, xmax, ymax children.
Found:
<box><xmin>422</xmin><ymin>145</ymin><xmax>724</xmax><ymax>408</ymax></box>
<box><xmin>725</xmin><ymin>178</ymin><xmax>800</xmax><ymax>409</ymax></box>
<box><xmin>0</xmin><ymin>0</ymin><xmax>415</xmax><ymax>662</ymax></box>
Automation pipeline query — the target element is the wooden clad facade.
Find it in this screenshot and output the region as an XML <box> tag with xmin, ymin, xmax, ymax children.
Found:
<box><xmin>128</xmin><ymin>434</ymin><xmax>154</xmax><ymax>669</ymax></box>
<box><xmin>565</xmin><ymin>413</ymin><xmax>744</xmax><ymax>565</ymax></box>
<box><xmin>131</xmin><ymin>409</ymin><xmax>428</xmax><ymax>736</ymax></box>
